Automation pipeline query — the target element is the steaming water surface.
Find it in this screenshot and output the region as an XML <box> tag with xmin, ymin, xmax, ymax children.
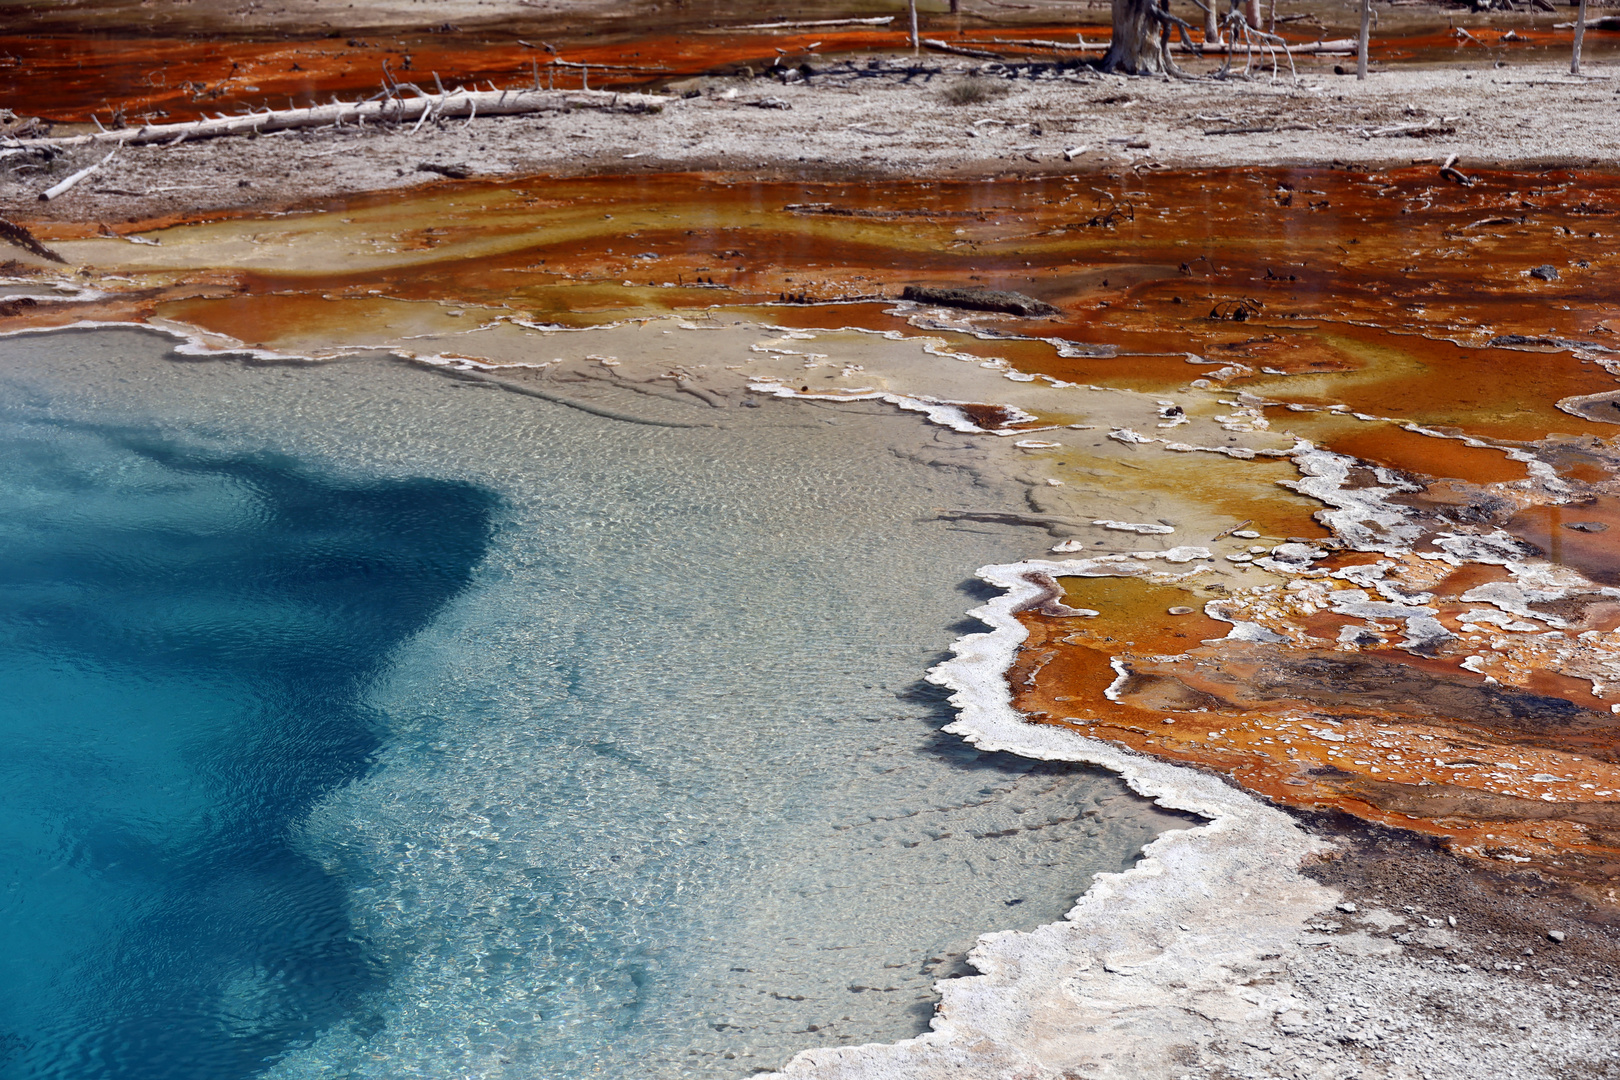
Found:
<box><xmin>0</xmin><ymin>327</ymin><xmax>1189</xmax><ymax>1080</ymax></box>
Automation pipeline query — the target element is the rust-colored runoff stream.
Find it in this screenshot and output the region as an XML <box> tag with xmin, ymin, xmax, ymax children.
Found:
<box><xmin>17</xmin><ymin>163</ymin><xmax>1620</xmax><ymax>901</ymax></box>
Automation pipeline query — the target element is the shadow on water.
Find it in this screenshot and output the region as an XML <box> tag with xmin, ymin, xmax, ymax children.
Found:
<box><xmin>0</xmin><ymin>421</ymin><xmax>498</xmax><ymax>1080</ymax></box>
<box><xmin>896</xmin><ymin>581</ymin><xmax>1207</xmax><ymax>896</ymax></box>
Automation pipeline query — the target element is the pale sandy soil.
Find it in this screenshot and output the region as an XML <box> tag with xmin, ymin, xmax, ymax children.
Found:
<box><xmin>6</xmin><ymin>60</ymin><xmax>1620</xmax><ymax>229</ymax></box>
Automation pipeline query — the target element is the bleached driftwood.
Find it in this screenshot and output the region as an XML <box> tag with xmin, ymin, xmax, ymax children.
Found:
<box><xmin>1555</xmin><ymin>14</ymin><xmax>1620</xmax><ymax>28</ymax></box>
<box><xmin>922</xmin><ymin>38</ymin><xmax>1002</xmax><ymax>58</ymax></box>
<box><xmin>925</xmin><ymin>35</ymin><xmax>1353</xmax><ymax>58</ymax></box>
<box><xmin>731</xmin><ymin>16</ymin><xmax>895</xmax><ymax>28</ymax></box>
<box><xmin>38</xmin><ymin>148</ymin><xmax>116</xmax><ymax>200</ymax></box>
<box><xmin>5</xmin><ymin>87</ymin><xmax>673</xmax><ymax>151</ymax></box>
<box><xmin>991</xmin><ymin>37</ymin><xmax>1104</xmax><ymax>50</ymax></box>
<box><xmin>1182</xmin><ymin>37</ymin><xmax>1356</xmax><ymax>54</ymax></box>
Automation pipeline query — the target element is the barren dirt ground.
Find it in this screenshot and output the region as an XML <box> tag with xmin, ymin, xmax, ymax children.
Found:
<box><xmin>5</xmin><ymin>59</ymin><xmax>1618</xmax><ymax>229</ymax></box>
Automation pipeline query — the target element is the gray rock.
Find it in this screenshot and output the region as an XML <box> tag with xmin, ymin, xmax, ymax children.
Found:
<box><xmin>899</xmin><ymin>285</ymin><xmax>1060</xmax><ymax>318</ymax></box>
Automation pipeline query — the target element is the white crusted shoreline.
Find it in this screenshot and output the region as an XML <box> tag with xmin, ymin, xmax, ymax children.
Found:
<box><xmin>763</xmin><ymin>558</ymin><xmax>1620</xmax><ymax>1080</ymax></box>
<box><xmin>765</xmin><ymin>560</ymin><xmax>1338</xmax><ymax>1079</ymax></box>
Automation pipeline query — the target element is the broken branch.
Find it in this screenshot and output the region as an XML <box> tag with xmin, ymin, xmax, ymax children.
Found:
<box><xmin>38</xmin><ymin>148</ymin><xmax>117</xmax><ymax>201</ymax></box>
<box><xmin>1204</xmin><ymin>123</ymin><xmax>1313</xmax><ymax>135</ymax></box>
<box><xmin>1440</xmin><ymin>153</ymin><xmax>1474</xmax><ymax>186</ymax></box>
<box><xmin>921</xmin><ymin>38</ymin><xmax>1003</xmax><ymax>58</ymax></box>
<box><xmin>10</xmin><ymin>88</ymin><xmax>673</xmax><ymax>151</ymax></box>
<box><xmin>731</xmin><ymin>16</ymin><xmax>896</xmax><ymax>28</ymax></box>
<box><xmin>0</xmin><ymin>216</ymin><xmax>68</xmax><ymax>263</ymax></box>
<box><xmin>1180</xmin><ymin>37</ymin><xmax>1354</xmax><ymax>53</ymax></box>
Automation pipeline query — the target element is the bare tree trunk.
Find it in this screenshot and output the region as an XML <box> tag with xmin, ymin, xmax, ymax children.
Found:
<box><xmin>1101</xmin><ymin>0</ymin><xmax>1165</xmax><ymax>72</ymax></box>
<box><xmin>1204</xmin><ymin>0</ymin><xmax>1222</xmax><ymax>44</ymax></box>
<box><xmin>950</xmin><ymin>0</ymin><xmax>960</xmax><ymax>11</ymax></box>
<box><xmin>908</xmin><ymin>0</ymin><xmax>920</xmax><ymax>49</ymax></box>
<box><xmin>9</xmin><ymin>87</ymin><xmax>671</xmax><ymax>150</ymax></box>
<box><xmin>1244</xmin><ymin>0</ymin><xmax>1262</xmax><ymax>28</ymax></box>
<box><xmin>1573</xmin><ymin>0</ymin><xmax>1587</xmax><ymax>73</ymax></box>
<box><xmin>1357</xmin><ymin>0</ymin><xmax>1370</xmax><ymax>78</ymax></box>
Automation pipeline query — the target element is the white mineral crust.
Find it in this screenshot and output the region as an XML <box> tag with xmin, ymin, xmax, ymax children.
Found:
<box><xmin>764</xmin><ymin>558</ymin><xmax>1620</xmax><ymax>1080</ymax></box>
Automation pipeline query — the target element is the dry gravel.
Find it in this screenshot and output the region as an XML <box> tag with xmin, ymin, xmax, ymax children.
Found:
<box><xmin>6</xmin><ymin>58</ymin><xmax>1620</xmax><ymax>229</ymax></box>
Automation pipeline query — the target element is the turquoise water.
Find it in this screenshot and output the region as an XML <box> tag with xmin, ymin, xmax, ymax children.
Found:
<box><xmin>0</xmin><ymin>411</ymin><xmax>496</xmax><ymax>1078</ymax></box>
<box><xmin>0</xmin><ymin>328</ymin><xmax>1189</xmax><ymax>1079</ymax></box>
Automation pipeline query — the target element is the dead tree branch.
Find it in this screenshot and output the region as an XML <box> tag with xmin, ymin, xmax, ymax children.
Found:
<box><xmin>732</xmin><ymin>16</ymin><xmax>895</xmax><ymax>28</ymax></box>
<box><xmin>0</xmin><ymin>216</ymin><xmax>68</xmax><ymax>263</ymax></box>
<box><xmin>38</xmin><ymin>148</ymin><xmax>117</xmax><ymax>201</ymax></box>
<box><xmin>921</xmin><ymin>38</ymin><xmax>1003</xmax><ymax>58</ymax></box>
<box><xmin>4</xmin><ymin>88</ymin><xmax>673</xmax><ymax>151</ymax></box>
<box><xmin>1184</xmin><ymin>37</ymin><xmax>1354</xmax><ymax>54</ymax></box>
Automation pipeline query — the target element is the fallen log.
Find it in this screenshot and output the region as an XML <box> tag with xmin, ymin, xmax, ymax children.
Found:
<box><xmin>1176</xmin><ymin>37</ymin><xmax>1356</xmax><ymax>53</ymax></box>
<box><xmin>0</xmin><ymin>216</ymin><xmax>68</xmax><ymax>263</ymax></box>
<box><xmin>1555</xmin><ymin>14</ymin><xmax>1620</xmax><ymax>28</ymax></box>
<box><xmin>38</xmin><ymin>148</ymin><xmax>116</xmax><ymax>200</ymax></box>
<box><xmin>3</xmin><ymin>87</ymin><xmax>673</xmax><ymax>151</ymax></box>
<box><xmin>980</xmin><ymin>35</ymin><xmax>1352</xmax><ymax>55</ymax></box>
<box><xmin>991</xmin><ymin>37</ymin><xmax>1104</xmax><ymax>50</ymax></box>
<box><xmin>901</xmin><ymin>285</ymin><xmax>1059</xmax><ymax>317</ymax></box>
<box><xmin>921</xmin><ymin>38</ymin><xmax>1004</xmax><ymax>58</ymax></box>
<box><xmin>731</xmin><ymin>16</ymin><xmax>895</xmax><ymax>28</ymax></box>
<box><xmin>0</xmin><ymin>109</ymin><xmax>39</xmax><ymax>139</ymax></box>
<box><xmin>417</xmin><ymin>161</ymin><xmax>473</xmax><ymax>178</ymax></box>
<box><xmin>1366</xmin><ymin>122</ymin><xmax>1456</xmax><ymax>138</ymax></box>
<box><xmin>1204</xmin><ymin>123</ymin><xmax>1312</xmax><ymax>135</ymax></box>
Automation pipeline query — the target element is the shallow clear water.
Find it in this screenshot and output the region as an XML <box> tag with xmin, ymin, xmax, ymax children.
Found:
<box><xmin>0</xmin><ymin>328</ymin><xmax>1190</xmax><ymax>1080</ymax></box>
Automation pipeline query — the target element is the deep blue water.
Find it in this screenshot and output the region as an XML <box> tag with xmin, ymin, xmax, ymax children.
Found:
<box><xmin>0</xmin><ymin>418</ymin><xmax>496</xmax><ymax>1079</ymax></box>
<box><xmin>0</xmin><ymin>328</ymin><xmax>1191</xmax><ymax>1080</ymax></box>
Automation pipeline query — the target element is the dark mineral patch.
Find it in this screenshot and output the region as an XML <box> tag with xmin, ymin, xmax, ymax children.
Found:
<box><xmin>900</xmin><ymin>285</ymin><xmax>1060</xmax><ymax>318</ymax></box>
<box><xmin>417</xmin><ymin>161</ymin><xmax>473</xmax><ymax>179</ymax></box>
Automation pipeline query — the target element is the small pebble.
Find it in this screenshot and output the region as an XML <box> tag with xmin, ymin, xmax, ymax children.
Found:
<box><xmin>1549</xmin><ymin>930</ymin><xmax>1567</xmax><ymax>943</ymax></box>
<box><xmin>1337</xmin><ymin>902</ymin><xmax>1357</xmax><ymax>913</ymax></box>
<box><xmin>1232</xmin><ymin>529</ymin><xmax>1261</xmax><ymax>539</ymax></box>
<box><xmin>1168</xmin><ymin>605</ymin><xmax>1194</xmax><ymax>615</ymax></box>
<box><xmin>1447</xmin><ymin>915</ymin><xmax>1457</xmax><ymax>928</ymax></box>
